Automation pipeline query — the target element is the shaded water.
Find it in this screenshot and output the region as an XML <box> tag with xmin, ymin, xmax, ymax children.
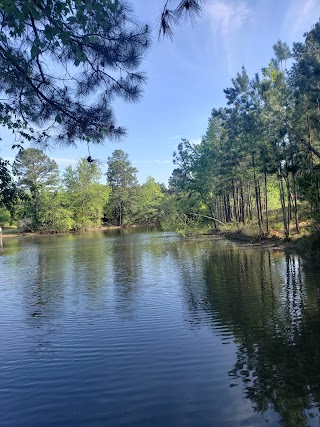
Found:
<box><xmin>1</xmin><ymin>230</ymin><xmax>320</xmax><ymax>426</ymax></box>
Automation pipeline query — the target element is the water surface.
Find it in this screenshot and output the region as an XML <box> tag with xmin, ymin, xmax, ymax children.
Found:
<box><xmin>1</xmin><ymin>230</ymin><xmax>320</xmax><ymax>426</ymax></box>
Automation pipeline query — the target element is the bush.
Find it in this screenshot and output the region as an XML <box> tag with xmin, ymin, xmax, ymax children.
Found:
<box><xmin>0</xmin><ymin>206</ymin><xmax>11</xmax><ymax>226</ymax></box>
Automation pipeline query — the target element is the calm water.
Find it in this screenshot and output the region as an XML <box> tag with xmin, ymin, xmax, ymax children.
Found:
<box><xmin>1</xmin><ymin>230</ymin><xmax>320</xmax><ymax>426</ymax></box>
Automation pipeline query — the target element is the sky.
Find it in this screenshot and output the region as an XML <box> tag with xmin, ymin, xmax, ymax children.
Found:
<box><xmin>1</xmin><ymin>0</ymin><xmax>320</xmax><ymax>185</ymax></box>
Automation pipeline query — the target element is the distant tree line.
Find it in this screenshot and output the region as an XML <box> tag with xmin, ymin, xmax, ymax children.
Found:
<box><xmin>0</xmin><ymin>148</ymin><xmax>166</xmax><ymax>232</ymax></box>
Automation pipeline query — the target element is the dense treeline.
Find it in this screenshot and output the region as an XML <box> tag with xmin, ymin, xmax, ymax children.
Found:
<box><xmin>167</xmin><ymin>23</ymin><xmax>320</xmax><ymax>240</ymax></box>
<box><xmin>2</xmin><ymin>22</ymin><xmax>320</xmax><ymax>243</ymax></box>
<box><xmin>0</xmin><ymin>148</ymin><xmax>166</xmax><ymax>232</ymax></box>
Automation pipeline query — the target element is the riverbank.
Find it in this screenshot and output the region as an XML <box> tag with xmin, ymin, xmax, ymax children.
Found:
<box><xmin>207</xmin><ymin>227</ymin><xmax>320</xmax><ymax>260</ymax></box>
<box><xmin>0</xmin><ymin>224</ymin><xmax>155</xmax><ymax>239</ymax></box>
<box><xmin>1</xmin><ymin>223</ymin><xmax>319</xmax><ymax>260</ymax></box>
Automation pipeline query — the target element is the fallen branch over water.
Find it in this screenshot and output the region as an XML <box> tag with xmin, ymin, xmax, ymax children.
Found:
<box><xmin>188</xmin><ymin>213</ymin><xmax>226</xmax><ymax>226</ymax></box>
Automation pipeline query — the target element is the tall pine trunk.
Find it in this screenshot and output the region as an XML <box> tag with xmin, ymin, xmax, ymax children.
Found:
<box><xmin>254</xmin><ymin>172</ymin><xmax>262</xmax><ymax>234</ymax></box>
<box><xmin>258</xmin><ymin>179</ymin><xmax>263</xmax><ymax>226</ymax></box>
<box><xmin>278</xmin><ymin>171</ymin><xmax>289</xmax><ymax>239</ymax></box>
<box><xmin>292</xmin><ymin>171</ymin><xmax>300</xmax><ymax>233</ymax></box>
<box><xmin>239</xmin><ymin>180</ymin><xmax>245</xmax><ymax>223</ymax></box>
<box><xmin>248</xmin><ymin>183</ymin><xmax>253</xmax><ymax>221</ymax></box>
<box><xmin>232</xmin><ymin>180</ymin><xmax>238</xmax><ymax>222</ymax></box>
<box><xmin>252</xmin><ymin>154</ymin><xmax>262</xmax><ymax>235</ymax></box>
<box><xmin>264</xmin><ymin>172</ymin><xmax>269</xmax><ymax>235</ymax></box>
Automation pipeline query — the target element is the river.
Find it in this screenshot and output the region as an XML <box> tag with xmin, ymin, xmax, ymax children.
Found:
<box><xmin>1</xmin><ymin>229</ymin><xmax>320</xmax><ymax>426</ymax></box>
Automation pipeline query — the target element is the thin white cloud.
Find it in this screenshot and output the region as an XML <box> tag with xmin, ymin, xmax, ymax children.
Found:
<box><xmin>153</xmin><ymin>160</ymin><xmax>172</xmax><ymax>164</ymax></box>
<box><xmin>206</xmin><ymin>0</ymin><xmax>252</xmax><ymax>73</ymax></box>
<box><xmin>207</xmin><ymin>0</ymin><xmax>251</xmax><ymax>38</ymax></box>
<box><xmin>282</xmin><ymin>0</ymin><xmax>320</xmax><ymax>41</ymax></box>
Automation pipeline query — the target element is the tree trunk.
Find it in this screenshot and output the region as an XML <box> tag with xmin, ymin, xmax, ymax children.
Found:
<box><xmin>258</xmin><ymin>179</ymin><xmax>263</xmax><ymax>225</ymax></box>
<box><xmin>227</xmin><ymin>193</ymin><xmax>232</xmax><ymax>222</ymax></box>
<box><xmin>208</xmin><ymin>203</ymin><xmax>217</xmax><ymax>230</ymax></box>
<box><xmin>119</xmin><ymin>201</ymin><xmax>123</xmax><ymax>226</ymax></box>
<box><xmin>252</xmin><ymin>153</ymin><xmax>262</xmax><ymax>234</ymax></box>
<box><xmin>217</xmin><ymin>197</ymin><xmax>223</xmax><ymax>222</ymax></box>
<box><xmin>248</xmin><ymin>183</ymin><xmax>253</xmax><ymax>221</ymax></box>
<box><xmin>239</xmin><ymin>180</ymin><xmax>245</xmax><ymax>223</ymax></box>
<box><xmin>278</xmin><ymin>172</ymin><xmax>289</xmax><ymax>239</ymax></box>
<box><xmin>292</xmin><ymin>171</ymin><xmax>300</xmax><ymax>233</ymax></box>
<box><xmin>284</xmin><ymin>174</ymin><xmax>291</xmax><ymax>233</ymax></box>
<box><xmin>254</xmin><ymin>172</ymin><xmax>262</xmax><ymax>234</ymax></box>
<box><xmin>223</xmin><ymin>194</ymin><xmax>228</xmax><ymax>222</ymax></box>
<box><xmin>232</xmin><ymin>180</ymin><xmax>238</xmax><ymax>222</ymax></box>
<box><xmin>264</xmin><ymin>172</ymin><xmax>269</xmax><ymax>235</ymax></box>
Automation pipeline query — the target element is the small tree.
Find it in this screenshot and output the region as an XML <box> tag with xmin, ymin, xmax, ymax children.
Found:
<box><xmin>106</xmin><ymin>150</ymin><xmax>138</xmax><ymax>225</ymax></box>
<box><xmin>64</xmin><ymin>159</ymin><xmax>110</xmax><ymax>229</ymax></box>
<box><xmin>0</xmin><ymin>158</ymin><xmax>18</xmax><ymax>221</ymax></box>
<box><xmin>13</xmin><ymin>148</ymin><xmax>59</xmax><ymax>228</ymax></box>
<box><xmin>133</xmin><ymin>177</ymin><xmax>164</xmax><ymax>224</ymax></box>
<box><xmin>37</xmin><ymin>191</ymin><xmax>74</xmax><ymax>233</ymax></box>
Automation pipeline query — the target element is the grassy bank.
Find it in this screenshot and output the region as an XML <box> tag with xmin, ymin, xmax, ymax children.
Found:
<box><xmin>2</xmin><ymin>221</ymin><xmax>319</xmax><ymax>260</ymax></box>
<box><xmin>207</xmin><ymin>221</ymin><xmax>320</xmax><ymax>260</ymax></box>
<box><xmin>172</xmin><ymin>212</ymin><xmax>320</xmax><ymax>260</ymax></box>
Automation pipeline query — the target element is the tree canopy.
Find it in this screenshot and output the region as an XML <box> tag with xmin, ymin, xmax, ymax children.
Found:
<box><xmin>106</xmin><ymin>149</ymin><xmax>138</xmax><ymax>225</ymax></box>
<box><xmin>0</xmin><ymin>0</ymin><xmax>150</xmax><ymax>146</ymax></box>
<box><xmin>13</xmin><ymin>148</ymin><xmax>59</xmax><ymax>192</ymax></box>
<box><xmin>0</xmin><ymin>158</ymin><xmax>17</xmax><ymax>214</ymax></box>
<box><xmin>64</xmin><ymin>158</ymin><xmax>110</xmax><ymax>229</ymax></box>
<box><xmin>0</xmin><ymin>0</ymin><xmax>206</xmax><ymax>148</ymax></box>
<box><xmin>0</xmin><ymin>147</ymin><xmax>167</xmax><ymax>231</ymax></box>
<box><xmin>166</xmin><ymin>24</ymin><xmax>320</xmax><ymax>237</ymax></box>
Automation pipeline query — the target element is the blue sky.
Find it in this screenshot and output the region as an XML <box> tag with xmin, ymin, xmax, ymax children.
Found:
<box><xmin>1</xmin><ymin>0</ymin><xmax>320</xmax><ymax>184</ymax></box>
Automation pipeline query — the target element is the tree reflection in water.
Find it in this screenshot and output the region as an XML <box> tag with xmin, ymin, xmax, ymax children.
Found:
<box><xmin>2</xmin><ymin>232</ymin><xmax>320</xmax><ymax>426</ymax></box>
<box><xmin>198</xmin><ymin>246</ymin><xmax>320</xmax><ymax>426</ymax></box>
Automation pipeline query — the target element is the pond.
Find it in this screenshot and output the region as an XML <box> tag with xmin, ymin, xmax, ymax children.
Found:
<box><xmin>1</xmin><ymin>229</ymin><xmax>320</xmax><ymax>426</ymax></box>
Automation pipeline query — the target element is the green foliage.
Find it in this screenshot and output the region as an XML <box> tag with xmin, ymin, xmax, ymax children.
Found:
<box><xmin>106</xmin><ymin>150</ymin><xmax>138</xmax><ymax>225</ymax></box>
<box><xmin>0</xmin><ymin>0</ymin><xmax>150</xmax><ymax>145</ymax></box>
<box><xmin>3</xmin><ymin>16</ymin><xmax>320</xmax><ymax>244</ymax></box>
<box><xmin>13</xmin><ymin>148</ymin><xmax>59</xmax><ymax>228</ymax></box>
<box><xmin>132</xmin><ymin>177</ymin><xmax>164</xmax><ymax>224</ymax></box>
<box><xmin>158</xmin><ymin>190</ymin><xmax>208</xmax><ymax>236</ymax></box>
<box><xmin>37</xmin><ymin>191</ymin><xmax>74</xmax><ymax>232</ymax></box>
<box><xmin>0</xmin><ymin>205</ymin><xmax>11</xmax><ymax>225</ymax></box>
<box><xmin>64</xmin><ymin>159</ymin><xmax>110</xmax><ymax>229</ymax></box>
<box><xmin>0</xmin><ymin>157</ymin><xmax>17</xmax><ymax>216</ymax></box>
<box><xmin>13</xmin><ymin>148</ymin><xmax>59</xmax><ymax>192</ymax></box>
<box><xmin>167</xmin><ymin>23</ymin><xmax>320</xmax><ymax>242</ymax></box>
<box><xmin>297</xmin><ymin>229</ymin><xmax>320</xmax><ymax>259</ymax></box>
<box><xmin>1</xmin><ymin>148</ymin><xmax>168</xmax><ymax>233</ymax></box>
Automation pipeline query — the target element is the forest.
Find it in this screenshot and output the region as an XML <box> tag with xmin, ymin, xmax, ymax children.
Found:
<box><xmin>0</xmin><ymin>148</ymin><xmax>167</xmax><ymax>231</ymax></box>
<box><xmin>1</xmin><ymin>19</ymin><xmax>320</xmax><ymax>257</ymax></box>
<box><xmin>167</xmin><ymin>23</ymin><xmax>320</xmax><ymax>250</ymax></box>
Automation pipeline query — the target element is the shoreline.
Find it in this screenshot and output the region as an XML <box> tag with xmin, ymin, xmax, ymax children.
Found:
<box><xmin>1</xmin><ymin>225</ymin><xmax>317</xmax><ymax>260</ymax></box>
<box><xmin>0</xmin><ymin>224</ymin><xmax>152</xmax><ymax>239</ymax></box>
<box><xmin>206</xmin><ymin>229</ymin><xmax>318</xmax><ymax>260</ymax></box>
